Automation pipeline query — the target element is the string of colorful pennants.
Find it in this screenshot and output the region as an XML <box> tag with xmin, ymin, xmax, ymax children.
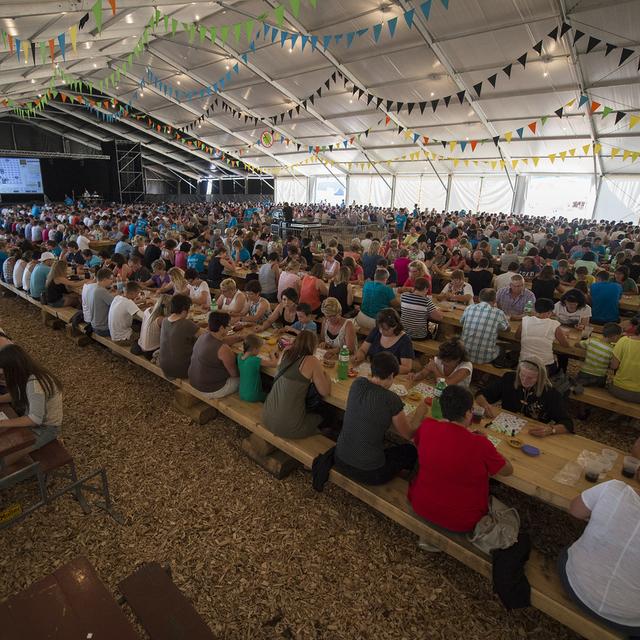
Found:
<box><xmin>265</xmin><ymin>142</ymin><xmax>640</xmax><ymax>175</ymax></box>
<box><xmin>0</xmin><ymin>0</ymin><xmax>116</xmax><ymax>66</ymax></box>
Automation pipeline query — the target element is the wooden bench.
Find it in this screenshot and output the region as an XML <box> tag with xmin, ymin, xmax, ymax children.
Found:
<box><xmin>118</xmin><ymin>562</ymin><xmax>214</xmax><ymax>640</ymax></box>
<box><xmin>0</xmin><ymin>282</ymin><xmax>627</xmax><ymax>638</ymax></box>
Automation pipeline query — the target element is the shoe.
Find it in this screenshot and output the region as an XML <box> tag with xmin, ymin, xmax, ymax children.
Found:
<box><xmin>418</xmin><ymin>536</ymin><xmax>441</xmax><ymax>553</ymax></box>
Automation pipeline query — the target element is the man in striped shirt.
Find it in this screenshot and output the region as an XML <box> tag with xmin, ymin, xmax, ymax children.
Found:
<box><xmin>575</xmin><ymin>323</ymin><xmax>622</xmax><ymax>387</ymax></box>
<box><xmin>400</xmin><ymin>277</ymin><xmax>443</xmax><ymax>339</ymax></box>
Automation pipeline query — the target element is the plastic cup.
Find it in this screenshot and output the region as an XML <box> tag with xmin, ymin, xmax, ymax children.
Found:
<box><xmin>601</xmin><ymin>448</ymin><xmax>618</xmax><ymax>465</ymax></box>
<box><xmin>622</xmin><ymin>456</ymin><xmax>640</xmax><ymax>479</ymax></box>
<box><xmin>584</xmin><ymin>458</ymin><xmax>604</xmax><ymax>483</ymax></box>
<box><xmin>472</xmin><ymin>406</ymin><xmax>485</xmax><ymax>424</ymax></box>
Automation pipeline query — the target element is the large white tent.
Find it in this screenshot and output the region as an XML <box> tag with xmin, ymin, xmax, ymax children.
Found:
<box><xmin>0</xmin><ymin>0</ymin><xmax>638</xmax><ymax>217</ymax></box>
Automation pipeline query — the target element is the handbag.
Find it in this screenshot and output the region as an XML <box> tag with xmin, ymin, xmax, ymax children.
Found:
<box><xmin>272</xmin><ymin>356</ymin><xmax>324</xmax><ymax>412</ymax></box>
<box><xmin>468</xmin><ymin>496</ymin><xmax>520</xmax><ymax>554</ymax></box>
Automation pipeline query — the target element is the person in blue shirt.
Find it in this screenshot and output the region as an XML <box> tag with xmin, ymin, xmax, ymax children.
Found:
<box><xmin>31</xmin><ymin>203</ymin><xmax>41</xmax><ymax>217</ymax></box>
<box><xmin>114</xmin><ymin>238</ymin><xmax>133</xmax><ymax>259</ymax></box>
<box><xmin>412</xmin><ymin>204</ymin><xmax>420</xmax><ymax>218</ymax></box>
<box><xmin>280</xmin><ymin>303</ymin><xmax>317</xmax><ymax>336</ymax></box>
<box><xmin>395</xmin><ymin>211</ymin><xmax>408</xmax><ymax>233</ymax></box>
<box><xmin>187</xmin><ymin>247</ymin><xmax>206</xmax><ymax>273</ymax></box>
<box><xmin>227</xmin><ymin>214</ymin><xmax>238</xmax><ymax>229</ymax></box>
<box><xmin>231</xmin><ymin>240</ymin><xmax>250</xmax><ymax>263</ymax></box>
<box><xmin>128</xmin><ymin>221</ymin><xmax>136</xmax><ymax>239</ymax></box>
<box><xmin>590</xmin><ymin>270</ymin><xmax>623</xmax><ymax>324</ymax></box>
<box><xmin>64</xmin><ymin>195</ymin><xmax>74</xmax><ymax>206</ymax></box>
<box><xmin>29</xmin><ymin>253</ymin><xmax>55</xmax><ymax>300</ymax></box>
<box><xmin>134</xmin><ymin>214</ymin><xmax>149</xmax><ymax>237</ymax></box>
<box><xmin>356</xmin><ymin>267</ymin><xmax>397</xmax><ymax>331</ymax></box>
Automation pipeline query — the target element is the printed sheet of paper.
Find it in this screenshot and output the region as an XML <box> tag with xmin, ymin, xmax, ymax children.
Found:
<box><xmin>390</xmin><ymin>384</ymin><xmax>408</xmax><ymax>397</ymax></box>
<box><xmin>489</xmin><ymin>412</ymin><xmax>526</xmax><ymax>435</ymax></box>
<box><xmin>486</xmin><ymin>434</ymin><xmax>501</xmax><ymax>448</ymax></box>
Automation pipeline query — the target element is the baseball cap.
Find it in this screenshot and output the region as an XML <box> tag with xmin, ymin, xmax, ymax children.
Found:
<box><xmin>39</xmin><ymin>252</ymin><xmax>55</xmax><ymax>262</ymax></box>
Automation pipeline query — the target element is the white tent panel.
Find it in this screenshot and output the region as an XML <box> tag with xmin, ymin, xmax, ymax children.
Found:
<box><xmin>449</xmin><ymin>176</ymin><xmax>482</xmax><ymax>211</ymax></box>
<box><xmin>594</xmin><ymin>177</ymin><xmax>640</xmax><ymax>222</ymax></box>
<box><xmin>275</xmin><ymin>177</ymin><xmax>308</xmax><ymax>204</ymax></box>
<box><xmin>524</xmin><ymin>175</ymin><xmax>597</xmax><ymax>219</ymax></box>
<box><xmin>478</xmin><ymin>177</ymin><xmax>513</xmax><ymax>213</ymax></box>
<box><xmin>348</xmin><ymin>176</ymin><xmax>392</xmax><ymax>207</ymax></box>
<box><xmin>394</xmin><ymin>176</ymin><xmax>447</xmax><ymax>211</ymax></box>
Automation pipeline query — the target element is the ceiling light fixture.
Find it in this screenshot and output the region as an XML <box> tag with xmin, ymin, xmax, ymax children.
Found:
<box><xmin>177</xmin><ymin>79</ymin><xmax>181</xmax><ymax>85</ymax></box>
<box><xmin>93</xmin><ymin>62</ymin><xmax>97</xmax><ymax>68</ymax></box>
<box><xmin>289</xmin><ymin>47</ymin><xmax>293</xmax><ymax>53</ymax></box>
<box><xmin>31</xmin><ymin>78</ymin><xmax>35</xmax><ymax>83</ymax></box>
<box><xmin>543</xmin><ymin>71</ymin><xmax>548</xmax><ymax>77</ymax></box>
<box><xmin>195</xmin><ymin>14</ymin><xmax>199</xmax><ymax>20</ymax></box>
<box><xmin>125</xmin><ymin>13</ymin><xmax>134</xmax><ymax>24</ymax></box>
<box><xmin>430</xmin><ymin>91</ymin><xmax>434</xmax><ymax>96</ymax></box>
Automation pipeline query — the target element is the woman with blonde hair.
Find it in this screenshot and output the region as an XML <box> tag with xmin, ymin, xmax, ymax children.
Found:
<box><xmin>262</xmin><ymin>330</ymin><xmax>331</xmax><ymax>438</ymax></box>
<box><xmin>328</xmin><ymin>265</ymin><xmax>354</xmax><ymax>315</ymax></box>
<box><xmin>216</xmin><ymin>277</ymin><xmax>248</xmax><ymax>318</ymax></box>
<box><xmin>132</xmin><ymin>294</ymin><xmax>172</xmax><ymax>358</ymax></box>
<box><xmin>45</xmin><ymin>260</ymin><xmax>81</xmax><ymax>308</ymax></box>
<box><xmin>320</xmin><ymin>297</ymin><xmax>357</xmax><ymax>355</ymax></box>
<box><xmin>475</xmin><ymin>357</ymin><xmax>574</xmax><ymax>437</ymax></box>
<box><xmin>277</xmin><ymin>260</ymin><xmax>301</xmax><ymax>301</ymax></box>
<box><xmin>159</xmin><ymin>267</ymin><xmax>189</xmax><ymax>296</ymax></box>
<box><xmin>362</xmin><ymin>240</ymin><xmax>382</xmax><ymax>280</ymax></box>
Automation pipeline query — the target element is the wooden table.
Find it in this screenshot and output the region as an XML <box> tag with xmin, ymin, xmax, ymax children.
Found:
<box><xmin>89</xmin><ymin>239</ymin><xmax>114</xmax><ymax>251</ymax></box>
<box><xmin>240</xmin><ymin>327</ymin><xmax>636</xmax><ymax>511</ymax></box>
<box><xmin>0</xmin><ymin>556</ymin><xmax>139</xmax><ymax>640</ymax></box>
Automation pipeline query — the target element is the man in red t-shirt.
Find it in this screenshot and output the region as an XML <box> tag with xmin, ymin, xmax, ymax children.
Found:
<box><xmin>408</xmin><ymin>385</ymin><xmax>513</xmax><ymax>533</ymax></box>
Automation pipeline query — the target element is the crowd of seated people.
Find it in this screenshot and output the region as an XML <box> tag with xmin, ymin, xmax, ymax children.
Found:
<box><xmin>2</xmin><ymin>199</ymin><xmax>640</xmax><ymax>634</ymax></box>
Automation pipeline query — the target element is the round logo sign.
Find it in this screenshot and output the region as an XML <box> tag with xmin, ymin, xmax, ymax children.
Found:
<box><xmin>260</xmin><ymin>130</ymin><xmax>274</xmax><ymax>147</ymax></box>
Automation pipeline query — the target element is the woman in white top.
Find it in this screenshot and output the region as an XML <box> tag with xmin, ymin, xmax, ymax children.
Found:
<box><xmin>133</xmin><ymin>294</ymin><xmax>171</xmax><ymax>358</ymax></box>
<box><xmin>560</xmin><ymin>479</ymin><xmax>640</xmax><ymax>636</ymax></box>
<box><xmin>319</xmin><ymin>297</ymin><xmax>357</xmax><ymax>356</ymax></box>
<box><xmin>185</xmin><ymin>268</ymin><xmax>211</xmax><ymax>308</ymax></box>
<box><xmin>409</xmin><ymin>337</ymin><xmax>473</xmax><ymax>388</ymax></box>
<box><xmin>437</xmin><ymin>269</ymin><xmax>473</xmax><ymax>305</ymax></box>
<box><xmin>12</xmin><ymin>253</ymin><xmax>28</xmax><ymax>290</ymax></box>
<box><xmin>553</xmin><ymin>289</ymin><xmax>591</xmax><ymax>328</ymax></box>
<box><xmin>515</xmin><ymin>298</ymin><xmax>569</xmax><ymax>373</ymax></box>
<box><xmin>0</xmin><ymin>344</ymin><xmax>63</xmax><ymax>464</ymax></box>
<box><xmin>216</xmin><ymin>278</ymin><xmax>248</xmax><ymax>319</ymax></box>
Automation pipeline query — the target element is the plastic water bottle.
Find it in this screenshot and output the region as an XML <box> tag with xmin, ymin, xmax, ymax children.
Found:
<box><xmin>431</xmin><ymin>378</ymin><xmax>446</xmax><ymax>419</ymax></box>
<box><xmin>524</xmin><ymin>300</ymin><xmax>533</xmax><ymax>316</ymax></box>
<box><xmin>337</xmin><ymin>345</ymin><xmax>350</xmax><ymax>380</ymax></box>
<box><xmin>210</xmin><ymin>297</ymin><xmax>218</xmax><ymax>312</ymax></box>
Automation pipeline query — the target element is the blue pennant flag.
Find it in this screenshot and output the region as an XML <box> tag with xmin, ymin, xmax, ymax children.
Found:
<box><xmin>308</xmin><ymin>146</ymin><xmax>313</xmax><ymax>153</ymax></box>
<box><xmin>58</xmin><ymin>33</ymin><xmax>66</xmax><ymax>60</ymax></box>
<box><xmin>346</xmin><ymin>32</ymin><xmax>355</xmax><ymax>47</ymax></box>
<box><xmin>226</xmin><ymin>71</ymin><xmax>231</xmax><ymax>81</ymax></box>
<box><xmin>322</xmin><ymin>34</ymin><xmax>332</xmax><ymax>50</ymax></box>
<box><xmin>356</xmin><ymin>28</ymin><xmax>368</xmax><ymax>37</ymax></box>
<box><xmin>241</xmin><ymin>52</ymin><xmax>248</xmax><ymax>63</ymax></box>
<box><xmin>441</xmin><ymin>0</ymin><xmax>449</xmax><ymax>8</ymax></box>
<box><xmin>516</xmin><ymin>127</ymin><xmax>524</xmax><ymax>138</ymax></box>
<box><xmin>343</xmin><ymin>140</ymin><xmax>348</xmax><ymax>148</ymax></box>
<box><xmin>280</xmin><ymin>31</ymin><xmax>289</xmax><ymax>46</ymax></box>
<box><xmin>334</xmin><ymin>33</ymin><xmax>343</xmax><ymax>45</ymax></box>
<box><xmin>311</xmin><ymin>35</ymin><xmax>318</xmax><ymax>50</ymax></box>
<box><xmin>290</xmin><ymin>33</ymin><xmax>299</xmax><ymax>48</ymax></box>
<box><xmin>420</xmin><ymin>0</ymin><xmax>432</xmax><ymax>19</ymax></box>
<box><xmin>373</xmin><ymin>24</ymin><xmax>382</xmax><ymax>42</ymax></box>
<box><xmin>413</xmin><ymin>133</ymin><xmax>420</xmax><ymax>143</ymax></box>
<box><xmin>388</xmin><ymin>17</ymin><xmax>398</xmax><ymax>37</ymax></box>
<box><xmin>404</xmin><ymin>9</ymin><xmax>415</xmax><ymax>28</ymax></box>
<box><xmin>271</xmin><ymin>28</ymin><xmax>278</xmax><ymax>43</ymax></box>
<box><xmin>460</xmin><ymin>140</ymin><xmax>467</xmax><ymax>151</ymax></box>
<box><xmin>301</xmin><ymin>34</ymin><xmax>309</xmax><ymax>51</ymax></box>
<box><xmin>200</xmin><ymin>88</ymin><xmax>205</xmax><ymax>97</ymax></box>
<box><xmin>233</xmin><ymin>63</ymin><xmax>239</xmax><ymax>73</ymax></box>
<box><xmin>263</xmin><ymin>24</ymin><xmax>270</xmax><ymax>38</ymax></box>
<box><xmin>15</xmin><ymin>38</ymin><xmax>20</xmax><ymax>61</ymax></box>
<box><xmin>249</xmin><ymin>40</ymin><xmax>255</xmax><ymax>51</ymax></box>
<box><xmin>206</xmin><ymin>86</ymin><xmax>211</xmax><ymax>96</ymax></box>
<box><xmin>213</xmin><ymin>83</ymin><xmax>218</xmax><ymax>92</ymax></box>
<box><xmin>220</xmin><ymin>77</ymin><xmax>225</xmax><ymax>89</ymax></box>
<box><xmin>579</xmin><ymin>94</ymin><xmax>589</xmax><ymax>108</ymax></box>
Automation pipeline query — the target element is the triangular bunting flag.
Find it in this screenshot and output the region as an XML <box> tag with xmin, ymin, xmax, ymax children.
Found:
<box><xmin>473</xmin><ymin>82</ymin><xmax>482</xmax><ymax>97</ymax></box>
<box><xmin>619</xmin><ymin>47</ymin><xmax>633</xmax><ymax>66</ymax></box>
<box><xmin>602</xmin><ymin>106</ymin><xmax>613</xmax><ymax>118</ymax></box>
<box><xmin>373</xmin><ymin>23</ymin><xmax>382</xmax><ymax>42</ymax></box>
<box><xmin>590</xmin><ymin>101</ymin><xmax>601</xmax><ymax>113</ymax></box>
<box><xmin>419</xmin><ymin>101</ymin><xmax>426</xmax><ymax>114</ymax></box>
<box><xmin>487</xmin><ymin>74</ymin><xmax>497</xmax><ymax>88</ymax></box>
<box><xmin>456</xmin><ymin>90</ymin><xmax>465</xmax><ymax>104</ymax></box>
<box><xmin>532</xmin><ymin>157</ymin><xmax>540</xmax><ymax>166</ymax></box>
<box><xmin>555</xmin><ymin>107</ymin><xmax>564</xmax><ymax>118</ymax></box>
<box><xmin>629</xmin><ymin>115</ymin><xmax>640</xmax><ymax>129</ymax></box>
<box><xmin>503</xmin><ymin>64</ymin><xmax>512</xmax><ymax>77</ymax></box>
<box><xmin>594</xmin><ymin>143</ymin><xmax>602</xmax><ymax>154</ymax></box>
<box><xmin>516</xmin><ymin>127</ymin><xmax>524</xmax><ymax>138</ymax></box>
<box><xmin>517</xmin><ymin>52</ymin><xmax>527</xmax><ymax>67</ymax></box>
<box><xmin>541</xmin><ymin>116</ymin><xmax>549</xmax><ymax>126</ymax></box>
<box><xmin>605</xmin><ymin>42</ymin><xmax>617</xmax><ymax>56</ymax></box>
<box><xmin>505</xmin><ymin>131</ymin><xmax>513</xmax><ymax>142</ymax></box>
<box><xmin>420</xmin><ymin>0</ymin><xmax>432</xmax><ymax>20</ymax></box>
<box><xmin>548</xmin><ymin>26</ymin><xmax>558</xmax><ymax>40</ymax></box>
<box><xmin>388</xmin><ymin>17</ymin><xmax>398</xmax><ymax>37</ymax></box>
<box><xmin>586</xmin><ymin>36</ymin><xmax>601</xmax><ymax>53</ymax></box>
<box><xmin>70</xmin><ymin>24</ymin><xmax>78</xmax><ymax>52</ymax></box>
<box><xmin>92</xmin><ymin>0</ymin><xmax>103</xmax><ymax>33</ymax></box>
<box><xmin>569</xmin><ymin>148</ymin><xmax>576</xmax><ymax>156</ymax></box>
<box><xmin>533</xmin><ymin>40</ymin><xmax>543</xmax><ymax>55</ymax></box>
<box><xmin>404</xmin><ymin>9</ymin><xmax>415</xmax><ymax>28</ymax></box>
<box><xmin>470</xmin><ymin>140</ymin><xmax>478</xmax><ymax>151</ymax></box>
<box><xmin>431</xmin><ymin>99</ymin><xmax>439</xmax><ymax>111</ymax></box>
<box><xmin>615</xmin><ymin>111</ymin><xmax>626</xmax><ymax>125</ymax></box>
<box><xmin>549</xmin><ymin>154</ymin><xmax>556</xmax><ymax>163</ymax></box>
<box><xmin>443</xmin><ymin>95</ymin><xmax>451</xmax><ymax>107</ymax></box>
<box><xmin>528</xmin><ymin>121</ymin><xmax>537</xmax><ymax>134</ymax></box>
<box><xmin>559</xmin><ymin>151</ymin><xmax>567</xmax><ymax>161</ymax></box>
<box><xmin>582</xmin><ymin>144</ymin><xmax>591</xmax><ymax>155</ymax></box>
<box><xmin>611</xmin><ymin>148</ymin><xmax>620</xmax><ymax>158</ymax></box>
<box><xmin>573</xmin><ymin>30</ymin><xmax>585</xmax><ymax>45</ymax></box>
<box><xmin>449</xmin><ymin>141</ymin><xmax>456</xmax><ymax>152</ymax></box>
<box><xmin>57</xmin><ymin>33</ymin><xmax>65</xmax><ymax>60</ymax></box>
<box><xmin>492</xmin><ymin>136</ymin><xmax>500</xmax><ymax>146</ymax></box>
<box><xmin>560</xmin><ymin>22</ymin><xmax>571</xmax><ymax>38</ymax></box>
<box><xmin>578</xmin><ymin>94</ymin><xmax>589</xmax><ymax>108</ymax></box>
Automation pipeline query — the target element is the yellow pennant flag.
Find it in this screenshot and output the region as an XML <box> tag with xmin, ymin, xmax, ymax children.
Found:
<box><xmin>499</xmin><ymin>160</ymin><xmax>505</xmax><ymax>169</ymax></box>
<box><xmin>464</xmin><ymin>160</ymin><xmax>469</xmax><ymax>167</ymax></box>
<box><xmin>632</xmin><ymin>152</ymin><xmax>639</xmax><ymax>162</ymax></box>
<box><xmin>582</xmin><ymin>144</ymin><xmax>591</xmax><ymax>155</ymax></box>
<box><xmin>549</xmin><ymin>154</ymin><xmax>556</xmax><ymax>163</ymax></box>
<box><xmin>449</xmin><ymin>141</ymin><xmax>457</xmax><ymax>152</ymax></box>
<box><xmin>404</xmin><ymin>131</ymin><xmax>412</xmax><ymax>141</ymax></box>
<box><xmin>505</xmin><ymin>131</ymin><xmax>513</xmax><ymax>143</ymax></box>
<box><xmin>453</xmin><ymin>159</ymin><xmax>459</xmax><ymax>167</ymax></box>
<box><xmin>629</xmin><ymin>115</ymin><xmax>640</xmax><ymax>130</ymax></box>
<box><xmin>532</xmin><ymin>157</ymin><xmax>540</xmax><ymax>166</ymax></box>
<box><xmin>522</xmin><ymin>158</ymin><xmax>529</xmax><ymax>165</ymax></box>
<box><xmin>569</xmin><ymin>148</ymin><xmax>576</xmax><ymax>156</ymax></box>
<box><xmin>623</xmin><ymin>150</ymin><xmax>632</xmax><ymax>161</ymax></box>
<box><xmin>490</xmin><ymin>161</ymin><xmax>497</xmax><ymax>170</ymax></box>
<box><xmin>473</xmin><ymin>160</ymin><xmax>478</xmax><ymax>166</ymax></box>
<box><xmin>611</xmin><ymin>148</ymin><xmax>620</xmax><ymax>158</ymax></box>
<box><xmin>559</xmin><ymin>151</ymin><xmax>567</xmax><ymax>161</ymax></box>
<box><xmin>512</xmin><ymin>159</ymin><xmax>519</xmax><ymax>169</ymax></box>
<box><xmin>70</xmin><ymin>25</ymin><xmax>77</xmax><ymax>52</ymax></box>
<box><xmin>566</xmin><ymin>98</ymin><xmax>576</xmax><ymax>108</ymax></box>
<box><xmin>423</xmin><ymin>150</ymin><xmax>429</xmax><ymax>159</ymax></box>
<box><xmin>22</xmin><ymin>39</ymin><xmax>29</xmax><ymax>62</ymax></box>
<box><xmin>594</xmin><ymin>143</ymin><xmax>602</xmax><ymax>154</ymax></box>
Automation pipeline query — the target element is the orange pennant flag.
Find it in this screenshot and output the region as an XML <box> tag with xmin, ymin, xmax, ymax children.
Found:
<box><xmin>528</xmin><ymin>121</ymin><xmax>537</xmax><ymax>134</ymax></box>
<box><xmin>422</xmin><ymin>136</ymin><xmax>429</xmax><ymax>145</ymax></box>
<box><xmin>60</xmin><ymin>93</ymin><xmax>68</xmax><ymax>102</ymax></box>
<box><xmin>591</xmin><ymin>101</ymin><xmax>601</xmax><ymax>113</ymax></box>
<box><xmin>103</xmin><ymin>100</ymin><xmax>109</xmax><ymax>108</ymax></box>
<box><xmin>108</xmin><ymin>0</ymin><xmax>117</xmax><ymax>15</ymax></box>
<box><xmin>89</xmin><ymin>99</ymin><xmax>96</xmax><ymax>107</ymax></box>
<box><xmin>385</xmin><ymin>115</ymin><xmax>391</xmax><ymax>125</ymax></box>
<box><xmin>48</xmin><ymin>39</ymin><xmax>55</xmax><ymax>61</ymax></box>
<box><xmin>8</xmin><ymin>34</ymin><xmax>13</xmax><ymax>53</ymax></box>
<box><xmin>470</xmin><ymin>140</ymin><xmax>478</xmax><ymax>151</ymax></box>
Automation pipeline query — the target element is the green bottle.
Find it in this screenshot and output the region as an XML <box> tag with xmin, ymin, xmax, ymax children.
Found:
<box><xmin>431</xmin><ymin>378</ymin><xmax>446</xmax><ymax>419</ymax></box>
<box><xmin>337</xmin><ymin>345</ymin><xmax>350</xmax><ymax>380</ymax></box>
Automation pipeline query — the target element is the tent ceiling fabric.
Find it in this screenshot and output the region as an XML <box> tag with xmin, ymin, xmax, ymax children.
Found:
<box><xmin>0</xmin><ymin>0</ymin><xmax>638</xmax><ymax>178</ymax></box>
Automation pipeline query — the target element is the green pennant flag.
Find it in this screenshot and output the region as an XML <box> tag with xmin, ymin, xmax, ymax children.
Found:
<box><xmin>51</xmin><ymin>89</ymin><xmax>58</xmax><ymax>98</ymax></box>
<box><xmin>164</xmin><ymin>15</ymin><xmax>169</xmax><ymax>32</ymax></box>
<box><xmin>209</xmin><ymin>26</ymin><xmax>217</xmax><ymax>42</ymax></box>
<box><xmin>199</xmin><ymin>25</ymin><xmax>206</xmax><ymax>43</ymax></box>
<box><xmin>274</xmin><ymin>4</ymin><xmax>285</xmax><ymax>27</ymax></box>
<box><xmin>541</xmin><ymin>115</ymin><xmax>549</xmax><ymax>126</ymax></box>
<box><xmin>154</xmin><ymin>8</ymin><xmax>161</xmax><ymax>27</ymax></box>
<box><xmin>602</xmin><ymin>106</ymin><xmax>613</xmax><ymax>118</ymax></box>
<box><xmin>188</xmin><ymin>23</ymin><xmax>196</xmax><ymax>43</ymax></box>
<box><xmin>171</xmin><ymin>18</ymin><xmax>178</xmax><ymax>36</ymax></box>
<box><xmin>220</xmin><ymin>25</ymin><xmax>229</xmax><ymax>43</ymax></box>
<box><xmin>110</xmin><ymin>72</ymin><xmax>115</xmax><ymax>86</ymax></box>
<box><xmin>39</xmin><ymin>41</ymin><xmax>46</xmax><ymax>64</ymax></box>
<box><xmin>92</xmin><ymin>0</ymin><xmax>103</xmax><ymax>33</ymax></box>
<box><xmin>143</xmin><ymin>27</ymin><xmax>150</xmax><ymax>44</ymax></box>
<box><xmin>308</xmin><ymin>0</ymin><xmax>317</xmax><ymax>8</ymax></box>
<box><xmin>245</xmin><ymin>19</ymin><xmax>254</xmax><ymax>42</ymax></box>
<box><xmin>233</xmin><ymin>22</ymin><xmax>242</xmax><ymax>43</ymax></box>
<box><xmin>289</xmin><ymin>0</ymin><xmax>301</xmax><ymax>17</ymax></box>
<box><xmin>115</xmin><ymin>68</ymin><xmax>121</xmax><ymax>82</ymax></box>
<box><xmin>127</xmin><ymin>53</ymin><xmax>133</xmax><ymax>65</ymax></box>
<box><xmin>1</xmin><ymin>31</ymin><xmax>6</xmax><ymax>48</ymax></box>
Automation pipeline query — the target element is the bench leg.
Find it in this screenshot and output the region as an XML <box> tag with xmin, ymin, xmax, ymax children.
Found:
<box><xmin>67</xmin><ymin>461</ymin><xmax>91</xmax><ymax>514</ymax></box>
<box><xmin>172</xmin><ymin>390</ymin><xmax>217</xmax><ymax>425</ymax></box>
<box><xmin>241</xmin><ymin>434</ymin><xmax>300</xmax><ymax>479</ymax></box>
